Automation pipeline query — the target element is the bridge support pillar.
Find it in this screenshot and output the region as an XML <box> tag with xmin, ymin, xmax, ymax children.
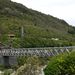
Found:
<box><xmin>0</xmin><ymin>56</ymin><xmax>17</xmax><ymax>68</ymax></box>
<box><xmin>3</xmin><ymin>56</ymin><xmax>10</xmax><ymax>68</ymax></box>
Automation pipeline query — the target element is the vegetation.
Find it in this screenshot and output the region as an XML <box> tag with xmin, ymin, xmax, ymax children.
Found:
<box><xmin>4</xmin><ymin>69</ymin><xmax>13</xmax><ymax>75</ymax></box>
<box><xmin>0</xmin><ymin>64</ymin><xmax>5</xmax><ymax>71</ymax></box>
<box><xmin>17</xmin><ymin>56</ymin><xmax>48</xmax><ymax>67</ymax></box>
<box><xmin>0</xmin><ymin>1</ymin><xmax>75</xmax><ymax>75</ymax></box>
<box><xmin>0</xmin><ymin>0</ymin><xmax>75</xmax><ymax>47</ymax></box>
<box><xmin>44</xmin><ymin>52</ymin><xmax>75</xmax><ymax>75</ymax></box>
<box><xmin>11</xmin><ymin>56</ymin><xmax>48</xmax><ymax>75</ymax></box>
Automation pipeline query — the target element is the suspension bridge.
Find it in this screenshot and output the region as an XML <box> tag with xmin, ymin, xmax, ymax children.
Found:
<box><xmin>0</xmin><ymin>46</ymin><xmax>74</xmax><ymax>67</ymax></box>
<box><xmin>0</xmin><ymin>47</ymin><xmax>74</xmax><ymax>56</ymax></box>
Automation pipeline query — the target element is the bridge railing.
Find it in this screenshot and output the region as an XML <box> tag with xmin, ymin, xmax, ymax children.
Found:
<box><xmin>0</xmin><ymin>46</ymin><xmax>74</xmax><ymax>56</ymax></box>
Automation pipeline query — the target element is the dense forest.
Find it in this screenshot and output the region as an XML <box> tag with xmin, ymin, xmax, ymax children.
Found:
<box><xmin>0</xmin><ymin>0</ymin><xmax>75</xmax><ymax>47</ymax></box>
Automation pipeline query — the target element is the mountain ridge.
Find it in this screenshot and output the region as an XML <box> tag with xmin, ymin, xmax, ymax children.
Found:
<box><xmin>0</xmin><ymin>0</ymin><xmax>75</xmax><ymax>47</ymax></box>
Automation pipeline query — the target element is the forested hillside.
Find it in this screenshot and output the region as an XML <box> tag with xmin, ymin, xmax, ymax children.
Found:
<box><xmin>0</xmin><ymin>0</ymin><xmax>75</xmax><ymax>47</ymax></box>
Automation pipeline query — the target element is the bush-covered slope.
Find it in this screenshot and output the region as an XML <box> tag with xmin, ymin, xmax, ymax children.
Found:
<box><xmin>0</xmin><ymin>0</ymin><xmax>75</xmax><ymax>47</ymax></box>
<box><xmin>44</xmin><ymin>52</ymin><xmax>75</xmax><ymax>75</ymax></box>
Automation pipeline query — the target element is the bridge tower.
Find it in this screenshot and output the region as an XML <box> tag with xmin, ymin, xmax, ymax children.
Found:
<box><xmin>21</xmin><ymin>26</ymin><xmax>24</xmax><ymax>38</ymax></box>
<box><xmin>0</xmin><ymin>36</ymin><xmax>17</xmax><ymax>68</ymax></box>
<box><xmin>0</xmin><ymin>42</ymin><xmax>10</xmax><ymax>68</ymax></box>
<box><xmin>20</xmin><ymin>26</ymin><xmax>25</xmax><ymax>47</ymax></box>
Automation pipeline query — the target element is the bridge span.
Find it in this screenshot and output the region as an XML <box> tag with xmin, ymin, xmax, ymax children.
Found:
<box><xmin>0</xmin><ymin>46</ymin><xmax>74</xmax><ymax>57</ymax></box>
<box><xmin>0</xmin><ymin>46</ymin><xmax>74</xmax><ymax>67</ymax></box>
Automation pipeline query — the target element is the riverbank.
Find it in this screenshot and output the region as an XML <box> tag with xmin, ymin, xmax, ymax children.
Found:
<box><xmin>10</xmin><ymin>64</ymin><xmax>47</xmax><ymax>75</ymax></box>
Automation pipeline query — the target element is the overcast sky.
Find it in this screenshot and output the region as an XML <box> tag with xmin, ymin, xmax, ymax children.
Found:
<box><xmin>11</xmin><ymin>0</ymin><xmax>75</xmax><ymax>26</ymax></box>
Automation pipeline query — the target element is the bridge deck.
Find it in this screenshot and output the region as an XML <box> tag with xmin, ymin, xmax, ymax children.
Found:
<box><xmin>0</xmin><ymin>47</ymin><xmax>74</xmax><ymax>56</ymax></box>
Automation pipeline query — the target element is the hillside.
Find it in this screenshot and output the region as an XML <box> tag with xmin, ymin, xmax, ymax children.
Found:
<box><xmin>0</xmin><ymin>0</ymin><xmax>75</xmax><ymax>47</ymax></box>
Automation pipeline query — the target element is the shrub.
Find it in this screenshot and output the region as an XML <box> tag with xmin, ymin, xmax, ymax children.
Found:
<box><xmin>44</xmin><ymin>52</ymin><xmax>75</xmax><ymax>75</ymax></box>
<box><xmin>4</xmin><ymin>69</ymin><xmax>13</xmax><ymax>75</ymax></box>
